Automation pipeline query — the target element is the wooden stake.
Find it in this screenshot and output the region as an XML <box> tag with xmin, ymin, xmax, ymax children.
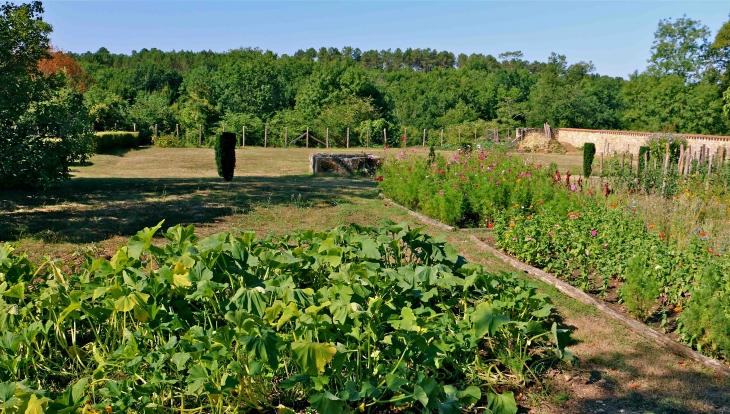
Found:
<box><xmin>600</xmin><ymin>152</ymin><xmax>604</xmax><ymax>175</ymax></box>
<box><xmin>264</xmin><ymin>125</ymin><xmax>267</xmax><ymax>148</ymax></box>
<box><xmin>423</xmin><ymin>129</ymin><xmax>426</xmax><ymax>147</ymax></box>
<box><xmin>347</xmin><ymin>127</ymin><xmax>350</xmax><ymax>148</ymax></box>
<box><xmin>326</xmin><ymin>128</ymin><xmax>329</xmax><ymax>148</ymax></box>
<box><xmin>383</xmin><ymin>128</ymin><xmax>386</xmax><ymax>145</ymax></box>
<box><xmin>678</xmin><ymin>145</ymin><xmax>685</xmax><ymax>174</ymax></box>
<box><xmin>154</xmin><ymin>124</ymin><xmax>158</xmax><ymax>138</ymax></box>
<box><xmin>242</xmin><ymin>126</ymin><xmax>245</xmax><ymax>147</ymax></box>
<box><xmin>133</xmin><ymin>123</ymin><xmax>136</xmax><ymax>132</ymax></box>
<box><xmin>440</xmin><ymin>129</ymin><xmax>444</xmax><ymax>146</ymax></box>
<box><xmin>176</xmin><ymin>124</ymin><xmax>179</xmax><ymax>139</ymax></box>
<box><xmin>306</xmin><ymin>127</ymin><xmax>309</xmax><ymax>148</ymax></box>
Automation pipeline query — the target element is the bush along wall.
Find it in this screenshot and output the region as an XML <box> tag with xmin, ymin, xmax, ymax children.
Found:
<box><xmin>215</xmin><ymin>131</ymin><xmax>237</xmax><ymax>181</ymax></box>
<box><xmin>93</xmin><ymin>131</ymin><xmax>140</xmax><ymax>153</ymax></box>
<box><xmin>583</xmin><ymin>143</ymin><xmax>596</xmax><ymax>177</ymax></box>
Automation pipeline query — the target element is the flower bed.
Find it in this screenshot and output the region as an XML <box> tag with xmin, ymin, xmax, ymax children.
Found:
<box><xmin>378</xmin><ymin>150</ymin><xmax>730</xmax><ymax>361</ymax></box>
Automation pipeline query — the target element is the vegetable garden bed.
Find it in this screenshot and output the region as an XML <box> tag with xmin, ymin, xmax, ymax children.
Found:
<box><xmin>0</xmin><ymin>221</ymin><xmax>571</xmax><ymax>413</ymax></box>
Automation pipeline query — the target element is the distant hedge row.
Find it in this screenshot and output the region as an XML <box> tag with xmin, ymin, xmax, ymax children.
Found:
<box><xmin>93</xmin><ymin>131</ymin><xmax>140</xmax><ymax>153</ymax></box>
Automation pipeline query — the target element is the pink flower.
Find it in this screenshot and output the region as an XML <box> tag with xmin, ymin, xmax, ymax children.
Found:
<box><xmin>439</xmin><ymin>190</ymin><xmax>444</xmax><ymax>195</ymax></box>
<box><xmin>591</xmin><ymin>230</ymin><xmax>597</xmax><ymax>237</ymax></box>
<box><xmin>402</xmin><ymin>136</ymin><xmax>407</xmax><ymax>141</ymax></box>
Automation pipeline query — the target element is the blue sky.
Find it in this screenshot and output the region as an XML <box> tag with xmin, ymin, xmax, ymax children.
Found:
<box><xmin>43</xmin><ymin>1</ymin><xmax>728</xmax><ymax>78</ymax></box>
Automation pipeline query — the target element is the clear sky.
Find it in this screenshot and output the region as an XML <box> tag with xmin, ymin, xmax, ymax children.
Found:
<box><xmin>42</xmin><ymin>1</ymin><xmax>729</xmax><ymax>78</ymax></box>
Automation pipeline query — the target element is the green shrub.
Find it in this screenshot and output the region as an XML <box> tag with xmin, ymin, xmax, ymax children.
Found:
<box><xmin>215</xmin><ymin>131</ymin><xmax>236</xmax><ymax>181</ymax></box>
<box><xmin>583</xmin><ymin>143</ymin><xmax>596</xmax><ymax>177</ymax></box>
<box><xmin>638</xmin><ymin>146</ymin><xmax>650</xmax><ymax>173</ymax></box>
<box><xmin>93</xmin><ymin>131</ymin><xmax>140</xmax><ymax>153</ymax></box>
<box><xmin>618</xmin><ymin>256</ymin><xmax>660</xmax><ymax>321</ymax></box>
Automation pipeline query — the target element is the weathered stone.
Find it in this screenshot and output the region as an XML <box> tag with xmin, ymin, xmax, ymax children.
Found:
<box><xmin>309</xmin><ymin>153</ymin><xmax>382</xmax><ymax>176</ymax></box>
<box><xmin>553</xmin><ymin>128</ymin><xmax>730</xmax><ymax>156</ymax></box>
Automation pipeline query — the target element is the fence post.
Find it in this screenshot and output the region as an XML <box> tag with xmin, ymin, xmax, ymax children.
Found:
<box><xmin>133</xmin><ymin>123</ymin><xmax>136</xmax><ymax>132</ymax></box>
<box><xmin>347</xmin><ymin>127</ymin><xmax>350</xmax><ymax>148</ymax></box>
<box><xmin>198</xmin><ymin>125</ymin><xmax>202</xmax><ymax>146</ymax></box>
<box><xmin>242</xmin><ymin>126</ymin><xmax>245</xmax><ymax>147</ymax></box>
<box><xmin>114</xmin><ymin>122</ymin><xmax>117</xmax><ymax>131</ymax></box>
<box><xmin>306</xmin><ymin>127</ymin><xmax>309</xmax><ymax>148</ymax></box>
<box><xmin>264</xmin><ymin>125</ymin><xmax>267</xmax><ymax>148</ymax></box>
<box><xmin>154</xmin><ymin>124</ymin><xmax>158</xmax><ymax>139</ymax></box>
<box><xmin>422</xmin><ymin>129</ymin><xmax>426</xmax><ymax>147</ymax></box>
<box><xmin>383</xmin><ymin>128</ymin><xmax>386</xmax><ymax>145</ymax></box>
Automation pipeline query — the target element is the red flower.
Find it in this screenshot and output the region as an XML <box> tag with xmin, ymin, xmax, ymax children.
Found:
<box><xmin>402</xmin><ymin>136</ymin><xmax>407</xmax><ymax>141</ymax></box>
<box><xmin>488</xmin><ymin>222</ymin><xmax>494</xmax><ymax>228</ymax></box>
<box><xmin>375</xmin><ymin>176</ymin><xmax>383</xmax><ymax>181</ymax></box>
<box><xmin>659</xmin><ymin>233</ymin><xmax>665</xmax><ymax>239</ymax></box>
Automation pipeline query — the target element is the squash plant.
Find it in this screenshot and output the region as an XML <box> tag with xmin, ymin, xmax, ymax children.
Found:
<box><xmin>0</xmin><ymin>221</ymin><xmax>569</xmax><ymax>413</ymax></box>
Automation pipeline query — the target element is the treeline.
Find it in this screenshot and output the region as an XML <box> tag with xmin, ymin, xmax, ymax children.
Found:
<box><xmin>71</xmin><ymin>15</ymin><xmax>730</xmax><ymax>148</ymax></box>
<box><xmin>4</xmin><ymin>1</ymin><xmax>730</xmax><ymax>188</ymax></box>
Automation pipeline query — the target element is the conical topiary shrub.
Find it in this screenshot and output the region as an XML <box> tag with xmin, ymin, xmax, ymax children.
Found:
<box><xmin>215</xmin><ymin>131</ymin><xmax>236</xmax><ymax>181</ymax></box>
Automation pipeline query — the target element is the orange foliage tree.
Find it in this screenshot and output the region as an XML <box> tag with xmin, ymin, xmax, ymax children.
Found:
<box><xmin>38</xmin><ymin>46</ymin><xmax>90</xmax><ymax>92</ymax></box>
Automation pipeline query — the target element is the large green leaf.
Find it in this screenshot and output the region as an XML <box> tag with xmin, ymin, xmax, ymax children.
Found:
<box><xmin>308</xmin><ymin>391</ymin><xmax>343</xmax><ymax>414</ymax></box>
<box><xmin>472</xmin><ymin>303</ymin><xmax>509</xmax><ymax>337</ymax></box>
<box><xmin>291</xmin><ymin>341</ymin><xmax>336</xmax><ymax>376</ymax></box>
<box><xmin>487</xmin><ymin>391</ymin><xmax>517</xmax><ymax>414</ymax></box>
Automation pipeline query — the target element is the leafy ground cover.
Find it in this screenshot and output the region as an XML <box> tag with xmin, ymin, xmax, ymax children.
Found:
<box><xmin>378</xmin><ymin>148</ymin><xmax>730</xmax><ymax>363</ymax></box>
<box><xmin>2</xmin><ymin>147</ymin><xmax>729</xmax><ymax>413</ymax></box>
<box><xmin>0</xmin><ymin>220</ymin><xmax>570</xmax><ymax>413</ymax></box>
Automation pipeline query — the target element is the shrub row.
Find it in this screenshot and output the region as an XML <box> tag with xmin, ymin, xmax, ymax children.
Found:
<box><xmin>93</xmin><ymin>131</ymin><xmax>140</xmax><ymax>153</ymax></box>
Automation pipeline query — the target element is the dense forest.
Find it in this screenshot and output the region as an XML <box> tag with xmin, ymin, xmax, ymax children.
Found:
<box><xmin>69</xmin><ymin>14</ymin><xmax>730</xmax><ymax>147</ymax></box>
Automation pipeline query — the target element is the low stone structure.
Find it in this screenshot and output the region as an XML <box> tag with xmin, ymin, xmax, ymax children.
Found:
<box><xmin>309</xmin><ymin>153</ymin><xmax>381</xmax><ymax>176</ymax></box>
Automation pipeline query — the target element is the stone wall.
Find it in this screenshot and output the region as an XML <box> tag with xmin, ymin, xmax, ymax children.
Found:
<box><xmin>553</xmin><ymin>128</ymin><xmax>730</xmax><ymax>156</ymax></box>
<box><xmin>309</xmin><ymin>153</ymin><xmax>381</xmax><ymax>176</ymax></box>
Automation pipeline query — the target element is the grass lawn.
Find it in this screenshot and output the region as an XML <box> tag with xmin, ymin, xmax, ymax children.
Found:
<box><xmin>1</xmin><ymin>146</ymin><xmax>728</xmax><ymax>413</ymax></box>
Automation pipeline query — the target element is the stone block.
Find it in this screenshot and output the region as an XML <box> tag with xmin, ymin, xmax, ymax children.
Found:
<box><xmin>309</xmin><ymin>153</ymin><xmax>382</xmax><ymax>176</ymax></box>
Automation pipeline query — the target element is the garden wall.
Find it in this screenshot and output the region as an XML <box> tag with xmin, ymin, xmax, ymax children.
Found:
<box><xmin>553</xmin><ymin>128</ymin><xmax>730</xmax><ymax>155</ymax></box>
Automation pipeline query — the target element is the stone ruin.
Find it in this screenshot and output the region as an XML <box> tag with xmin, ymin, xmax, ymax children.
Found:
<box><xmin>309</xmin><ymin>153</ymin><xmax>382</xmax><ymax>176</ymax></box>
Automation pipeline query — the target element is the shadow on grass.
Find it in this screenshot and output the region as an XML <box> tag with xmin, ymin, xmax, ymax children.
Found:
<box><xmin>0</xmin><ymin>175</ymin><xmax>376</xmax><ymax>244</ymax></box>
<box><xmin>560</xmin><ymin>342</ymin><xmax>730</xmax><ymax>414</ymax></box>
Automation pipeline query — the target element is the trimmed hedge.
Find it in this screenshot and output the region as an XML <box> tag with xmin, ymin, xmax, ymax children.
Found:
<box><xmin>93</xmin><ymin>131</ymin><xmax>140</xmax><ymax>153</ymax></box>
<box><xmin>583</xmin><ymin>142</ymin><xmax>596</xmax><ymax>177</ymax></box>
<box><xmin>215</xmin><ymin>131</ymin><xmax>236</xmax><ymax>181</ymax></box>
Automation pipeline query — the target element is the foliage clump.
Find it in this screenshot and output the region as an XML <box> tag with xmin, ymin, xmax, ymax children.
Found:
<box><xmin>215</xmin><ymin>131</ymin><xmax>236</xmax><ymax>181</ymax></box>
<box><xmin>0</xmin><ymin>222</ymin><xmax>569</xmax><ymax>413</ymax></box>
